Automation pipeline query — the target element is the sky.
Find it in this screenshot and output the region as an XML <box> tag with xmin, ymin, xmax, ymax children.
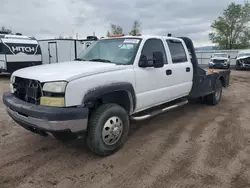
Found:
<box><xmin>0</xmin><ymin>0</ymin><xmax>246</xmax><ymax>47</ymax></box>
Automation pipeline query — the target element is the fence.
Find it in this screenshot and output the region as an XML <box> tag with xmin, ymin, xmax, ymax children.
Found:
<box><xmin>195</xmin><ymin>49</ymin><xmax>250</xmax><ymax>65</ymax></box>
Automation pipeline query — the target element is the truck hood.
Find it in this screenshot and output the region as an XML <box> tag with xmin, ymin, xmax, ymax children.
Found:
<box><xmin>12</xmin><ymin>61</ymin><xmax>126</xmax><ymax>82</ymax></box>
<box><xmin>211</xmin><ymin>57</ymin><xmax>228</xmax><ymax>60</ymax></box>
<box><xmin>236</xmin><ymin>55</ymin><xmax>250</xmax><ymax>60</ymax></box>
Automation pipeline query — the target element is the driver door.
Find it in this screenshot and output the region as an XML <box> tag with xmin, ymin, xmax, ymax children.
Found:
<box><xmin>134</xmin><ymin>38</ymin><xmax>173</xmax><ymax>112</ymax></box>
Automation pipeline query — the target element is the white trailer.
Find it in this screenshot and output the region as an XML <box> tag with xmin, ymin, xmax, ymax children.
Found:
<box><xmin>0</xmin><ymin>32</ymin><xmax>42</xmax><ymax>73</ymax></box>
<box><xmin>38</xmin><ymin>36</ymin><xmax>98</xmax><ymax>64</ymax></box>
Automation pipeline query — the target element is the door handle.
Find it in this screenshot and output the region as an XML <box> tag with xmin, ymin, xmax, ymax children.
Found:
<box><xmin>166</xmin><ymin>69</ymin><xmax>172</xmax><ymax>75</ymax></box>
<box><xmin>186</xmin><ymin>67</ymin><xmax>190</xmax><ymax>72</ymax></box>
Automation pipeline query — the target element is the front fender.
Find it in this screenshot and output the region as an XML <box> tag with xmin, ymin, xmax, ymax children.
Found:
<box><xmin>83</xmin><ymin>82</ymin><xmax>136</xmax><ymax>111</ymax></box>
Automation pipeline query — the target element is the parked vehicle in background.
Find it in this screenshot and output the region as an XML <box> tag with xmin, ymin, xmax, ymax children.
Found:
<box><xmin>235</xmin><ymin>50</ymin><xmax>250</xmax><ymax>70</ymax></box>
<box><xmin>0</xmin><ymin>32</ymin><xmax>42</xmax><ymax>73</ymax></box>
<box><xmin>209</xmin><ymin>53</ymin><xmax>230</xmax><ymax>69</ymax></box>
<box><xmin>38</xmin><ymin>36</ymin><xmax>98</xmax><ymax>64</ymax></box>
<box><xmin>3</xmin><ymin>35</ymin><xmax>230</xmax><ymax>156</ymax></box>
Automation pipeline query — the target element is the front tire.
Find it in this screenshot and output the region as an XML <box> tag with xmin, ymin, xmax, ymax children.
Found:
<box><xmin>206</xmin><ymin>79</ymin><xmax>222</xmax><ymax>105</ymax></box>
<box><xmin>86</xmin><ymin>104</ymin><xmax>130</xmax><ymax>156</ymax></box>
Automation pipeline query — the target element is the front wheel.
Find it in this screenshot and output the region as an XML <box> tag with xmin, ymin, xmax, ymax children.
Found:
<box><xmin>86</xmin><ymin>104</ymin><xmax>130</xmax><ymax>156</ymax></box>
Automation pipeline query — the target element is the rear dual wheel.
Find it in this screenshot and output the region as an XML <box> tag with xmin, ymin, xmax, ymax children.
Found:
<box><xmin>206</xmin><ymin>79</ymin><xmax>222</xmax><ymax>105</ymax></box>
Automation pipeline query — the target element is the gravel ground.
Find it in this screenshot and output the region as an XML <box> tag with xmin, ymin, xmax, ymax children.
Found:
<box><xmin>0</xmin><ymin>70</ymin><xmax>250</xmax><ymax>188</ymax></box>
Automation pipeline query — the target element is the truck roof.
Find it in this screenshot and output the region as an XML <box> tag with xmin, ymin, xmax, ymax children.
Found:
<box><xmin>213</xmin><ymin>53</ymin><xmax>228</xmax><ymax>55</ymax></box>
<box><xmin>103</xmin><ymin>35</ymin><xmax>184</xmax><ymax>41</ymax></box>
<box><xmin>0</xmin><ymin>34</ymin><xmax>36</xmax><ymax>40</ymax></box>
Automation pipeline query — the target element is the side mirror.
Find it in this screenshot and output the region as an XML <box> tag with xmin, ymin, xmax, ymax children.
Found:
<box><xmin>228</xmin><ymin>55</ymin><xmax>231</xmax><ymax>58</ymax></box>
<box><xmin>152</xmin><ymin>51</ymin><xmax>164</xmax><ymax>68</ymax></box>
<box><xmin>138</xmin><ymin>55</ymin><xmax>149</xmax><ymax>68</ymax></box>
<box><xmin>139</xmin><ymin>51</ymin><xmax>164</xmax><ymax>68</ymax></box>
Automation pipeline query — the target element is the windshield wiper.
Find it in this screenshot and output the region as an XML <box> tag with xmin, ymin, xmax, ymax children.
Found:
<box><xmin>88</xmin><ymin>58</ymin><xmax>112</xmax><ymax>63</ymax></box>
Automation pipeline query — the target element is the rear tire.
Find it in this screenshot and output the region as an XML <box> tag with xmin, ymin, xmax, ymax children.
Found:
<box><xmin>206</xmin><ymin>79</ymin><xmax>222</xmax><ymax>105</ymax></box>
<box><xmin>86</xmin><ymin>103</ymin><xmax>130</xmax><ymax>156</ymax></box>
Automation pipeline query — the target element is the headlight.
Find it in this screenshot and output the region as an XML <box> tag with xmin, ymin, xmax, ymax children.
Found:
<box><xmin>41</xmin><ymin>81</ymin><xmax>67</xmax><ymax>107</ymax></box>
<box><xmin>10</xmin><ymin>76</ymin><xmax>15</xmax><ymax>93</ymax></box>
<box><xmin>10</xmin><ymin>75</ymin><xmax>15</xmax><ymax>83</ymax></box>
<box><xmin>42</xmin><ymin>81</ymin><xmax>67</xmax><ymax>93</ymax></box>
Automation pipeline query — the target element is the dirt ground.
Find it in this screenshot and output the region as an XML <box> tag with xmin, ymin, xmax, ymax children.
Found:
<box><xmin>0</xmin><ymin>70</ymin><xmax>250</xmax><ymax>188</ymax></box>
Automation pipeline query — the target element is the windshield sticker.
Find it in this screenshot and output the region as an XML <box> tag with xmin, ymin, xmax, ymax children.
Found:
<box><xmin>123</xmin><ymin>39</ymin><xmax>139</xmax><ymax>44</ymax></box>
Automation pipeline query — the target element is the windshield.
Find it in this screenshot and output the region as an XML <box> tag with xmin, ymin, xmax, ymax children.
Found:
<box><xmin>213</xmin><ymin>54</ymin><xmax>227</xmax><ymax>58</ymax></box>
<box><xmin>238</xmin><ymin>53</ymin><xmax>250</xmax><ymax>57</ymax></box>
<box><xmin>77</xmin><ymin>38</ymin><xmax>142</xmax><ymax>65</ymax></box>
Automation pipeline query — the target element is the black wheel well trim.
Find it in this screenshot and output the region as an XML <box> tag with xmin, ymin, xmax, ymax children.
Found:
<box><xmin>218</xmin><ymin>75</ymin><xmax>227</xmax><ymax>87</ymax></box>
<box><xmin>82</xmin><ymin>82</ymin><xmax>136</xmax><ymax>114</ymax></box>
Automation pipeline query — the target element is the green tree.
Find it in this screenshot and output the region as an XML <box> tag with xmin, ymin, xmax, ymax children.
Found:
<box><xmin>110</xmin><ymin>24</ymin><xmax>123</xmax><ymax>35</ymax></box>
<box><xmin>106</xmin><ymin>31</ymin><xmax>110</xmax><ymax>37</ymax></box>
<box><xmin>209</xmin><ymin>1</ymin><xmax>250</xmax><ymax>49</ymax></box>
<box><xmin>1</xmin><ymin>26</ymin><xmax>12</xmax><ymax>34</ymax></box>
<box><xmin>129</xmin><ymin>20</ymin><xmax>141</xmax><ymax>36</ymax></box>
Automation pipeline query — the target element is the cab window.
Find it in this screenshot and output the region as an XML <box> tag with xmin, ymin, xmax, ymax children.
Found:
<box><xmin>141</xmin><ymin>39</ymin><xmax>168</xmax><ymax>64</ymax></box>
<box><xmin>166</xmin><ymin>39</ymin><xmax>188</xmax><ymax>63</ymax></box>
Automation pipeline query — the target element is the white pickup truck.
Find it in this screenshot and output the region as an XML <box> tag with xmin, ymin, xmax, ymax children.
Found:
<box><xmin>3</xmin><ymin>35</ymin><xmax>231</xmax><ymax>156</ymax></box>
<box><xmin>209</xmin><ymin>53</ymin><xmax>230</xmax><ymax>69</ymax></box>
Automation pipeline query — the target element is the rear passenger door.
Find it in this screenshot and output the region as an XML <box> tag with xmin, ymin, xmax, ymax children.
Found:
<box><xmin>165</xmin><ymin>39</ymin><xmax>193</xmax><ymax>99</ymax></box>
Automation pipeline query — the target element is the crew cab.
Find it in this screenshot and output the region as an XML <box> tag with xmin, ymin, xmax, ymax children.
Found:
<box><xmin>235</xmin><ymin>50</ymin><xmax>250</xmax><ymax>70</ymax></box>
<box><xmin>209</xmin><ymin>53</ymin><xmax>230</xmax><ymax>69</ymax></box>
<box><xmin>2</xmin><ymin>35</ymin><xmax>230</xmax><ymax>156</ymax></box>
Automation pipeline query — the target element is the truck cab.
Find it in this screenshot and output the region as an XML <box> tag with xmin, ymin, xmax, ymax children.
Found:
<box><xmin>209</xmin><ymin>53</ymin><xmax>230</xmax><ymax>69</ymax></box>
<box><xmin>3</xmin><ymin>35</ymin><xmax>230</xmax><ymax>156</ymax></box>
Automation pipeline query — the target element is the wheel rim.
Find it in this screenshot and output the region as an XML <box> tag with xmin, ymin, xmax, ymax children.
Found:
<box><xmin>102</xmin><ymin>116</ymin><xmax>123</xmax><ymax>145</ymax></box>
<box><xmin>215</xmin><ymin>82</ymin><xmax>222</xmax><ymax>101</ymax></box>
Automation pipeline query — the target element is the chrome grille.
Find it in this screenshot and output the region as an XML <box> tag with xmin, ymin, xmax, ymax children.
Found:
<box><xmin>213</xmin><ymin>60</ymin><xmax>225</xmax><ymax>64</ymax></box>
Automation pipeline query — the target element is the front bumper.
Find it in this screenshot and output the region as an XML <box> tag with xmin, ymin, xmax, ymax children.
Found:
<box><xmin>209</xmin><ymin>63</ymin><xmax>229</xmax><ymax>68</ymax></box>
<box><xmin>238</xmin><ymin>64</ymin><xmax>250</xmax><ymax>69</ymax></box>
<box><xmin>3</xmin><ymin>92</ymin><xmax>89</xmax><ymax>136</ymax></box>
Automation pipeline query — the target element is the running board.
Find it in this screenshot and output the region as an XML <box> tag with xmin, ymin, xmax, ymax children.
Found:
<box><xmin>131</xmin><ymin>99</ymin><xmax>188</xmax><ymax>121</ymax></box>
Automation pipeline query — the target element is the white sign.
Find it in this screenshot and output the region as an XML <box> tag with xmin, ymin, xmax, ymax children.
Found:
<box><xmin>11</xmin><ymin>46</ymin><xmax>35</xmax><ymax>53</ymax></box>
<box><xmin>123</xmin><ymin>39</ymin><xmax>140</xmax><ymax>44</ymax></box>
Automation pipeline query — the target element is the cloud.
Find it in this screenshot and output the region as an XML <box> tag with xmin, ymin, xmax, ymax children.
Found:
<box><xmin>0</xmin><ymin>0</ymin><xmax>246</xmax><ymax>46</ymax></box>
